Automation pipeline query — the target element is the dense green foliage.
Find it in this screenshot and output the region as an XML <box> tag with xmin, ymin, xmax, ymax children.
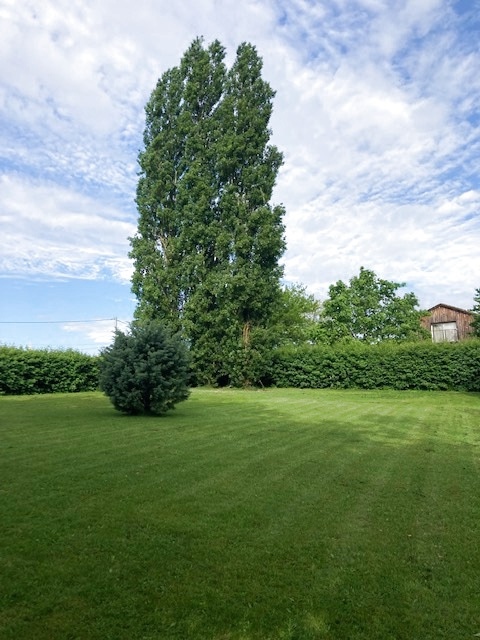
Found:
<box><xmin>0</xmin><ymin>346</ymin><xmax>99</xmax><ymax>395</ymax></box>
<box><xmin>471</xmin><ymin>287</ymin><xmax>480</xmax><ymax>337</ymax></box>
<box><xmin>318</xmin><ymin>267</ymin><xmax>428</xmax><ymax>344</ymax></box>
<box><xmin>269</xmin><ymin>339</ymin><xmax>480</xmax><ymax>391</ymax></box>
<box><xmin>2</xmin><ymin>389</ymin><xmax>480</xmax><ymax>639</ymax></box>
<box><xmin>271</xmin><ymin>283</ymin><xmax>321</xmax><ymax>346</ymax></box>
<box><xmin>99</xmin><ymin>321</ymin><xmax>190</xmax><ymax>415</ymax></box>
<box><xmin>130</xmin><ymin>38</ymin><xmax>285</xmax><ymax>386</ymax></box>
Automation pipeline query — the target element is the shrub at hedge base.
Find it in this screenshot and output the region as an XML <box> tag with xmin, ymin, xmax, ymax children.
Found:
<box><xmin>269</xmin><ymin>340</ymin><xmax>480</xmax><ymax>391</ymax></box>
<box><xmin>0</xmin><ymin>346</ymin><xmax>100</xmax><ymax>395</ymax></box>
<box><xmin>99</xmin><ymin>322</ymin><xmax>190</xmax><ymax>415</ymax></box>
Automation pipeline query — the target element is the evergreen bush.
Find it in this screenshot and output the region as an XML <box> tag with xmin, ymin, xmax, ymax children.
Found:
<box><xmin>99</xmin><ymin>321</ymin><xmax>190</xmax><ymax>415</ymax></box>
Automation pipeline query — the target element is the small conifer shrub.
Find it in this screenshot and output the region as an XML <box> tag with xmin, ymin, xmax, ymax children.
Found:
<box><xmin>100</xmin><ymin>321</ymin><xmax>190</xmax><ymax>415</ymax></box>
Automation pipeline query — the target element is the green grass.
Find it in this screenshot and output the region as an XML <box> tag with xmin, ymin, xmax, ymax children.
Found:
<box><xmin>1</xmin><ymin>388</ymin><xmax>479</xmax><ymax>639</ymax></box>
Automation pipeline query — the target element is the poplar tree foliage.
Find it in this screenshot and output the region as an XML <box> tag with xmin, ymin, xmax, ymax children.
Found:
<box><xmin>318</xmin><ymin>267</ymin><xmax>428</xmax><ymax>344</ymax></box>
<box><xmin>130</xmin><ymin>39</ymin><xmax>286</xmax><ymax>385</ymax></box>
<box><xmin>99</xmin><ymin>321</ymin><xmax>190</xmax><ymax>415</ymax></box>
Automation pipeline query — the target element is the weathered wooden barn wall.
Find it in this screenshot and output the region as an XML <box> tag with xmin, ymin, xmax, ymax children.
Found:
<box><xmin>421</xmin><ymin>304</ymin><xmax>474</xmax><ymax>341</ymax></box>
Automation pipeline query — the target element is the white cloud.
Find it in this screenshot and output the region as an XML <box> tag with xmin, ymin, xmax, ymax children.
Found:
<box><xmin>0</xmin><ymin>174</ymin><xmax>135</xmax><ymax>281</ymax></box>
<box><xmin>282</xmin><ymin>187</ymin><xmax>480</xmax><ymax>308</ymax></box>
<box><xmin>1</xmin><ymin>0</ymin><xmax>479</xmax><ymax>327</ymax></box>
<box><xmin>62</xmin><ymin>318</ymin><xmax>119</xmax><ymax>348</ymax></box>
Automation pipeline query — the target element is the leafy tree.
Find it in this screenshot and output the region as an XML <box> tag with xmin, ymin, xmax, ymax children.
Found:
<box><xmin>318</xmin><ymin>267</ymin><xmax>428</xmax><ymax>344</ymax></box>
<box><xmin>269</xmin><ymin>284</ymin><xmax>321</xmax><ymax>346</ymax></box>
<box><xmin>129</xmin><ymin>39</ymin><xmax>226</xmax><ymax>331</ymax></box>
<box><xmin>129</xmin><ymin>39</ymin><xmax>285</xmax><ymax>385</ymax></box>
<box><xmin>471</xmin><ymin>288</ymin><xmax>480</xmax><ymax>337</ymax></box>
<box><xmin>99</xmin><ymin>321</ymin><xmax>190</xmax><ymax>415</ymax></box>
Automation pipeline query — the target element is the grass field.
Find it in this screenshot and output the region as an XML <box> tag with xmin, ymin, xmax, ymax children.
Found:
<box><xmin>1</xmin><ymin>388</ymin><xmax>479</xmax><ymax>640</ymax></box>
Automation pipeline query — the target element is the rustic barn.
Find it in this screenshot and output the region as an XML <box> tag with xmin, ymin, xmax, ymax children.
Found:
<box><xmin>421</xmin><ymin>303</ymin><xmax>474</xmax><ymax>342</ymax></box>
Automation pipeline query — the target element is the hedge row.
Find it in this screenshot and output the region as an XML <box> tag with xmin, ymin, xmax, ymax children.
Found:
<box><xmin>2</xmin><ymin>340</ymin><xmax>480</xmax><ymax>395</ymax></box>
<box><xmin>0</xmin><ymin>346</ymin><xmax>100</xmax><ymax>395</ymax></box>
<box><xmin>269</xmin><ymin>340</ymin><xmax>480</xmax><ymax>391</ymax></box>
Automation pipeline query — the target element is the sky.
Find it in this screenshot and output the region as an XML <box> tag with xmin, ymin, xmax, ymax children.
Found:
<box><xmin>1</xmin><ymin>0</ymin><xmax>479</xmax><ymax>354</ymax></box>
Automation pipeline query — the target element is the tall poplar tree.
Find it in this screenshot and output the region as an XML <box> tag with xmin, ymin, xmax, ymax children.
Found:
<box><xmin>130</xmin><ymin>39</ymin><xmax>285</xmax><ymax>385</ymax></box>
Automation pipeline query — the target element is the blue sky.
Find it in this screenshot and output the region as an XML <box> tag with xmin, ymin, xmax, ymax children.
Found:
<box><xmin>1</xmin><ymin>0</ymin><xmax>479</xmax><ymax>354</ymax></box>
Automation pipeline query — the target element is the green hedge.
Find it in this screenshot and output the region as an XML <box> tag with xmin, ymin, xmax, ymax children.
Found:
<box><xmin>3</xmin><ymin>341</ymin><xmax>480</xmax><ymax>395</ymax></box>
<box><xmin>0</xmin><ymin>346</ymin><xmax>100</xmax><ymax>395</ymax></box>
<box><xmin>269</xmin><ymin>340</ymin><xmax>480</xmax><ymax>391</ymax></box>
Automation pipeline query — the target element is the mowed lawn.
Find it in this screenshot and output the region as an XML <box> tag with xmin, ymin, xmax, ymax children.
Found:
<box><xmin>1</xmin><ymin>389</ymin><xmax>479</xmax><ymax>640</ymax></box>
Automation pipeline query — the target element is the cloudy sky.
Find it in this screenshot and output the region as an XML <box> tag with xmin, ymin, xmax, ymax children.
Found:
<box><xmin>1</xmin><ymin>0</ymin><xmax>479</xmax><ymax>353</ymax></box>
